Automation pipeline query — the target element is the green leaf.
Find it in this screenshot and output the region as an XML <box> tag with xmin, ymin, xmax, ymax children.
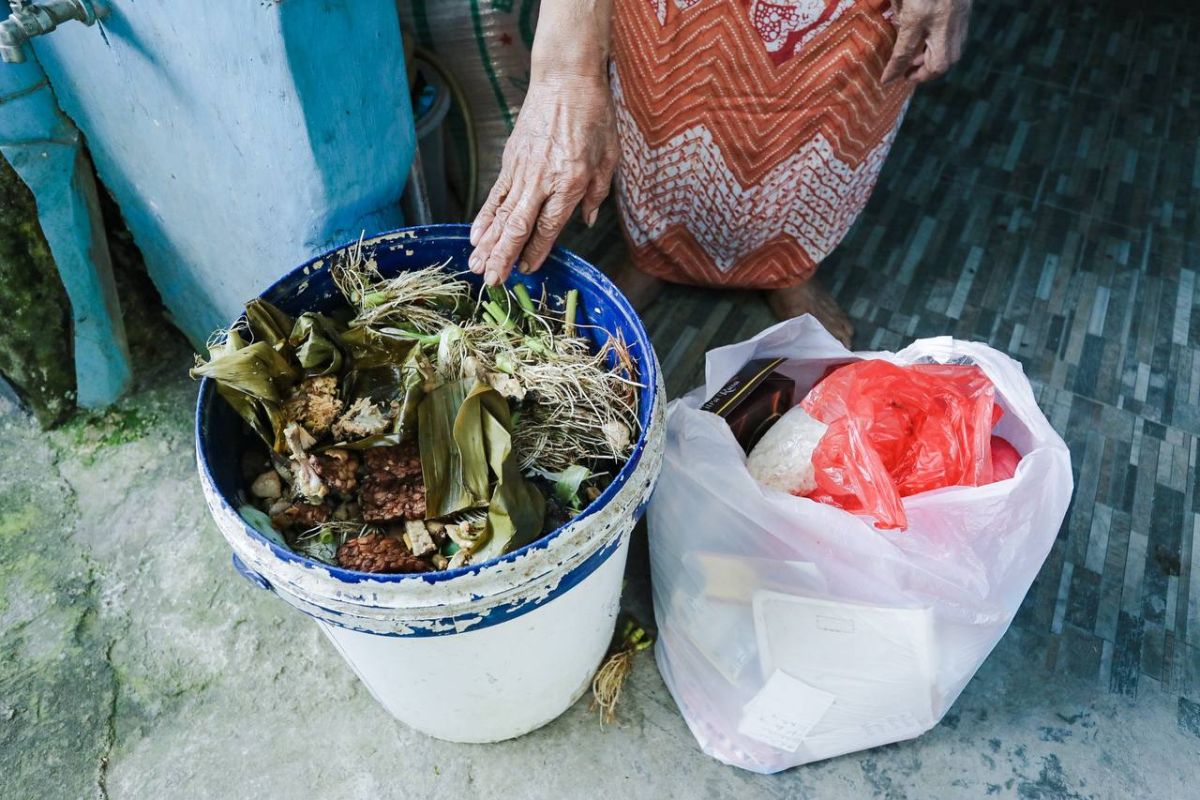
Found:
<box><xmin>289</xmin><ymin>313</ymin><xmax>345</xmax><ymax>376</ymax></box>
<box><xmin>190</xmin><ymin>340</ymin><xmax>299</xmax><ymax>403</ymax></box>
<box><xmin>337</xmin><ymin>324</ymin><xmax>415</xmax><ymax>369</ymax></box>
<box><xmin>550</xmin><ymin>465</ymin><xmax>591</xmax><ymax>509</ymax></box>
<box><xmin>245</xmin><ymin>299</ymin><xmax>295</xmax><ymax>347</ymax></box>
<box><xmin>238</xmin><ymin>504</ymin><xmax>288</xmax><ymax>548</ymax></box>
<box><xmin>419</xmin><ymin>378</ymin><xmax>544</xmax><ymax>554</ymax></box>
<box><xmin>419</xmin><ymin>379</ymin><xmax>483</xmax><ymax>518</ymax></box>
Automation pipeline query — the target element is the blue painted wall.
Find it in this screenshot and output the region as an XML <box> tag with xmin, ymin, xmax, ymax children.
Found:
<box><xmin>30</xmin><ymin>1</ymin><xmax>416</xmax><ymax>345</ymax></box>
<box><xmin>0</xmin><ymin>11</ymin><xmax>132</xmax><ymax>408</ymax></box>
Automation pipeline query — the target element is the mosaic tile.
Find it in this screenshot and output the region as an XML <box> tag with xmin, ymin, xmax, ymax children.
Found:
<box><xmin>1179</xmin><ymin>696</ymin><xmax>1200</xmax><ymax>738</ymax></box>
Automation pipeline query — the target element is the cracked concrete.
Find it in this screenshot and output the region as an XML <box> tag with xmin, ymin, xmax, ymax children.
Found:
<box><xmin>1</xmin><ymin>317</ymin><xmax>1197</xmax><ymax>800</ymax></box>
<box><xmin>0</xmin><ymin>395</ymin><xmax>116</xmax><ymax>800</ymax></box>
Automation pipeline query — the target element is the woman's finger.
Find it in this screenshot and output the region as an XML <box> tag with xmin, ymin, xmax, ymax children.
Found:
<box><xmin>518</xmin><ymin>190</ymin><xmax>581</xmax><ymax>275</ymax></box>
<box><xmin>912</xmin><ymin>26</ymin><xmax>952</xmax><ymax>82</ymax></box>
<box><xmin>578</xmin><ymin>168</ymin><xmax>614</xmax><ymax>230</ymax></box>
<box><xmin>881</xmin><ymin>21</ymin><xmax>925</xmax><ymax>84</ymax></box>
<box><xmin>469</xmin><ymin>179</ymin><xmax>525</xmax><ymax>274</ymax></box>
<box><xmin>470</xmin><ymin>171</ymin><xmax>510</xmax><ymax>249</ymax></box>
<box><xmin>481</xmin><ymin>187</ymin><xmax>547</xmax><ymax>286</ymax></box>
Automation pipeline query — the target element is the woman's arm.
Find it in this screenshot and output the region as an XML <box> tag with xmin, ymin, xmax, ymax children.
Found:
<box><xmin>468</xmin><ymin>0</ymin><xmax>617</xmax><ymax>286</ymax></box>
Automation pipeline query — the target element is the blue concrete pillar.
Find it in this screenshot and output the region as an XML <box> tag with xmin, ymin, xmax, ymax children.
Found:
<box><xmin>28</xmin><ymin>0</ymin><xmax>417</xmax><ymax>346</ymax></box>
<box><xmin>0</xmin><ymin>22</ymin><xmax>132</xmax><ymax>409</ymax></box>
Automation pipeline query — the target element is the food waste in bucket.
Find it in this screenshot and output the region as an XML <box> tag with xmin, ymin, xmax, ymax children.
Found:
<box><xmin>193</xmin><ymin>234</ymin><xmax>641</xmax><ymax>575</ymax></box>
<box><xmin>194</xmin><ymin>225</ymin><xmax>665</xmax><ymax>742</ymax></box>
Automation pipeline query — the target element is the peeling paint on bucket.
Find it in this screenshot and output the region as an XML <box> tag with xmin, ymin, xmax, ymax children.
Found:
<box><xmin>196</xmin><ymin>225</ymin><xmax>664</xmax><ymax>742</ymax></box>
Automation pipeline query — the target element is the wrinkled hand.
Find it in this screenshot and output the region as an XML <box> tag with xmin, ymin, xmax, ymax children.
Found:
<box><xmin>881</xmin><ymin>0</ymin><xmax>972</xmax><ymax>84</ymax></box>
<box><xmin>469</xmin><ymin>74</ymin><xmax>619</xmax><ymax>286</ymax></box>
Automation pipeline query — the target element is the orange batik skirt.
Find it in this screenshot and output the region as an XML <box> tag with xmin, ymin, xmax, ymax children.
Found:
<box><xmin>612</xmin><ymin>0</ymin><xmax>913</xmax><ymax>289</ymax></box>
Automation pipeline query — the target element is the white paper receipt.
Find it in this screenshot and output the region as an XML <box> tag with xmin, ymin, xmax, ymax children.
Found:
<box><xmin>737</xmin><ymin>670</ymin><xmax>836</xmax><ymax>752</ymax></box>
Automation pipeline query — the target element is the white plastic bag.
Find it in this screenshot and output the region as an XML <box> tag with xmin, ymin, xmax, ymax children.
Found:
<box><xmin>648</xmin><ymin>316</ymin><xmax>1073</xmax><ymax>773</ymax></box>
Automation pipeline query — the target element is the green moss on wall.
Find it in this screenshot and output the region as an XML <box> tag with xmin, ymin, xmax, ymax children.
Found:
<box><xmin>0</xmin><ymin>152</ymin><xmax>75</xmax><ymax>427</ymax></box>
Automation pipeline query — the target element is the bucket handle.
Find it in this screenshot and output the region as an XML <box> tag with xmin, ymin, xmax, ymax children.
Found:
<box><xmin>231</xmin><ymin>553</ymin><xmax>272</xmax><ymax>591</ymax></box>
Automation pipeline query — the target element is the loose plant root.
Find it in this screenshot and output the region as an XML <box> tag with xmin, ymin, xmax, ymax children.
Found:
<box><xmin>458</xmin><ymin>307</ymin><xmax>641</xmax><ymax>473</ymax></box>
<box><xmin>591</xmin><ymin>617</ymin><xmax>654</xmax><ymax>726</ymax></box>
<box><xmin>334</xmin><ymin>239</ymin><xmax>471</xmax><ymax>334</ymax></box>
<box><xmin>334</xmin><ymin>255</ymin><xmax>641</xmax><ymax>473</ymax></box>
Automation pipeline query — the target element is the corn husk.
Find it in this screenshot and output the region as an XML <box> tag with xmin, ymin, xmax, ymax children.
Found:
<box><xmin>475</xmin><ymin>402</ymin><xmax>545</xmax><ymax>559</ymax></box>
<box><xmin>191</xmin><ymin>324</ymin><xmax>298</xmax><ymax>452</ymax></box>
<box><xmin>338</xmin><ymin>347</ymin><xmax>430</xmax><ymax>449</ymax></box>
<box><xmin>191</xmin><ymin>338</ymin><xmax>298</xmax><ymax>404</ymax></box>
<box><xmin>419</xmin><ymin>379</ymin><xmax>486</xmax><ymax>518</ymax></box>
<box><xmin>419</xmin><ymin>378</ymin><xmax>543</xmax><ymax>552</ymax></box>
<box><xmin>337</xmin><ymin>324</ymin><xmax>415</xmax><ymax>370</ymax></box>
<box><xmin>215</xmin><ymin>383</ymin><xmax>288</xmax><ymax>452</ymax></box>
<box><xmin>542</xmin><ymin>464</ymin><xmax>592</xmax><ymax>510</ymax></box>
<box><xmin>289</xmin><ymin>312</ymin><xmax>345</xmax><ymax>376</ymax></box>
<box><xmin>245</xmin><ymin>298</ymin><xmax>295</xmax><ymax>347</ymax></box>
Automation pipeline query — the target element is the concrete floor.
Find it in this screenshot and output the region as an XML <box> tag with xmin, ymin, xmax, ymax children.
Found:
<box><xmin>0</xmin><ymin>354</ymin><xmax>1192</xmax><ymax>798</ymax></box>
<box><xmin>4</xmin><ymin>0</ymin><xmax>1200</xmax><ymax>797</ymax></box>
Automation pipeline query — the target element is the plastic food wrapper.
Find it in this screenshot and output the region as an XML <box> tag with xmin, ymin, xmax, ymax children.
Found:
<box><xmin>648</xmin><ymin>317</ymin><xmax>1073</xmax><ymax>773</ymax></box>
<box><xmin>801</xmin><ymin>360</ymin><xmax>1005</xmax><ymax>530</ymax></box>
<box><xmin>746</xmin><ymin>406</ymin><xmax>827</xmax><ymax>495</ymax></box>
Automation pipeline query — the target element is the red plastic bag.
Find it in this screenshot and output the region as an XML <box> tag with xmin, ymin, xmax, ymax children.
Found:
<box><xmin>991</xmin><ymin>436</ymin><xmax>1021</xmax><ymax>481</ymax></box>
<box><xmin>800</xmin><ymin>360</ymin><xmax>1008</xmax><ymax>530</ymax></box>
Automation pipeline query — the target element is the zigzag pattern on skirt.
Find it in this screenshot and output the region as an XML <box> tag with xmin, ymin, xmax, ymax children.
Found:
<box><xmin>612</xmin><ymin>0</ymin><xmax>911</xmax><ymax>288</ymax></box>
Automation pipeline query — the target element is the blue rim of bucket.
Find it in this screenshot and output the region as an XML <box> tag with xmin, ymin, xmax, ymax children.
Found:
<box><xmin>195</xmin><ymin>224</ymin><xmax>658</xmax><ymax>588</ymax></box>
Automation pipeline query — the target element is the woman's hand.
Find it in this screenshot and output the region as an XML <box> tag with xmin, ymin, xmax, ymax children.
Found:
<box><xmin>469</xmin><ymin>0</ymin><xmax>616</xmax><ymax>286</ymax></box>
<box><xmin>468</xmin><ymin>73</ymin><xmax>618</xmax><ymax>286</ymax></box>
<box><xmin>881</xmin><ymin>0</ymin><xmax>973</xmax><ymax>84</ymax></box>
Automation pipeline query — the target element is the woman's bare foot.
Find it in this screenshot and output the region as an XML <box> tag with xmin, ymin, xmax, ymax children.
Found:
<box><xmin>609</xmin><ymin>257</ymin><xmax>666</xmax><ymax>313</ymax></box>
<box><xmin>767</xmin><ymin>279</ymin><xmax>855</xmax><ymax>347</ymax></box>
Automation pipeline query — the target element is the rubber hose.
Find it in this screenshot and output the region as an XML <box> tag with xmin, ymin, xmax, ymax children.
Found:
<box><xmin>413</xmin><ymin>46</ymin><xmax>479</xmax><ymax>222</ymax></box>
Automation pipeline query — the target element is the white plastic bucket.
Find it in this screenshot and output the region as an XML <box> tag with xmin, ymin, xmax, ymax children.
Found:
<box><xmin>195</xmin><ymin>226</ymin><xmax>665</xmax><ymax>742</ymax></box>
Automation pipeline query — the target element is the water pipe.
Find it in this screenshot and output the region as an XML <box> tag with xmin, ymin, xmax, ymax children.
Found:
<box><xmin>0</xmin><ymin>0</ymin><xmax>97</xmax><ymax>63</ymax></box>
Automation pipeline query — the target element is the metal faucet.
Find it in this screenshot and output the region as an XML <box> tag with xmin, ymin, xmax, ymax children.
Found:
<box><xmin>0</xmin><ymin>0</ymin><xmax>97</xmax><ymax>63</ymax></box>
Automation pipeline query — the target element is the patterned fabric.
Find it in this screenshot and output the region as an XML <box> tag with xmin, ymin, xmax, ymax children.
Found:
<box><xmin>613</xmin><ymin>0</ymin><xmax>912</xmax><ymax>289</ymax></box>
